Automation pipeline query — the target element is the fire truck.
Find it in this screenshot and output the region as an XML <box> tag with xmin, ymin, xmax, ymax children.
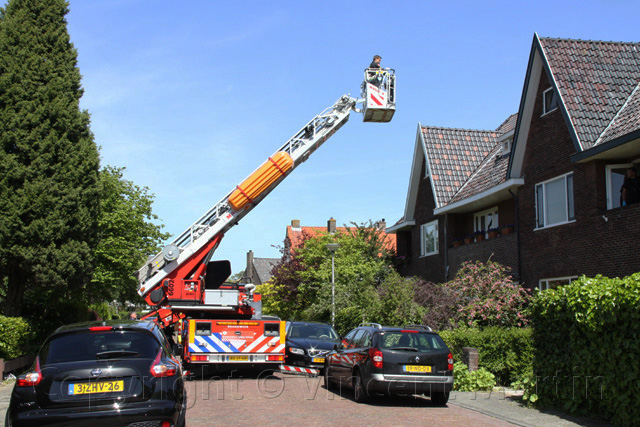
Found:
<box><xmin>135</xmin><ymin>67</ymin><xmax>396</xmax><ymax>373</ymax></box>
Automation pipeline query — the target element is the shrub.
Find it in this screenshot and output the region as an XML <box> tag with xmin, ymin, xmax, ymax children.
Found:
<box><xmin>530</xmin><ymin>273</ymin><xmax>640</xmax><ymax>426</ymax></box>
<box><xmin>0</xmin><ymin>316</ymin><xmax>33</xmax><ymax>359</ymax></box>
<box><xmin>447</xmin><ymin>261</ymin><xmax>531</xmax><ymax>328</ymax></box>
<box><xmin>440</xmin><ymin>327</ymin><xmax>533</xmax><ymax>385</ymax></box>
<box><xmin>453</xmin><ymin>361</ymin><xmax>496</xmax><ymax>391</ymax></box>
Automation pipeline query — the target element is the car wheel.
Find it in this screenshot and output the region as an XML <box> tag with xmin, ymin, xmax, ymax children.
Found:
<box><xmin>353</xmin><ymin>372</ymin><xmax>370</xmax><ymax>403</ymax></box>
<box><xmin>324</xmin><ymin>364</ymin><xmax>336</xmax><ymax>391</ymax></box>
<box><xmin>430</xmin><ymin>391</ymin><xmax>450</xmax><ymax>406</ymax></box>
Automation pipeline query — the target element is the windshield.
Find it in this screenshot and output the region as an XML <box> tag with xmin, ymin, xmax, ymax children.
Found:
<box><xmin>41</xmin><ymin>330</ymin><xmax>160</xmax><ymax>364</ymax></box>
<box><xmin>378</xmin><ymin>331</ymin><xmax>447</xmax><ymax>352</ymax></box>
<box><xmin>288</xmin><ymin>324</ymin><xmax>339</xmax><ymax>341</ymax></box>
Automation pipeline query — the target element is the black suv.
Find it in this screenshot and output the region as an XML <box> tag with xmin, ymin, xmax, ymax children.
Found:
<box><xmin>324</xmin><ymin>323</ymin><xmax>453</xmax><ymax>404</ymax></box>
<box><xmin>7</xmin><ymin>320</ymin><xmax>186</xmax><ymax>427</ymax></box>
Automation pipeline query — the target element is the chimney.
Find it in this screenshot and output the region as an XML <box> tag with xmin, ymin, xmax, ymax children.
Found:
<box><xmin>327</xmin><ymin>217</ymin><xmax>336</xmax><ymax>234</ymax></box>
<box><xmin>291</xmin><ymin>219</ymin><xmax>301</xmax><ymax>230</ymax></box>
<box><xmin>375</xmin><ymin>218</ymin><xmax>386</xmax><ymax>231</ymax></box>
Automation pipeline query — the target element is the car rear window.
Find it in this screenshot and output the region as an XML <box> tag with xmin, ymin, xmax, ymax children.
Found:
<box><xmin>41</xmin><ymin>330</ymin><xmax>161</xmax><ymax>364</ymax></box>
<box><xmin>378</xmin><ymin>331</ymin><xmax>447</xmax><ymax>352</ymax></box>
<box><xmin>288</xmin><ymin>324</ymin><xmax>339</xmax><ymax>340</ymax></box>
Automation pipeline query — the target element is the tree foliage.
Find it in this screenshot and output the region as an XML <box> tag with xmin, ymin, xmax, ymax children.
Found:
<box><xmin>90</xmin><ymin>166</ymin><xmax>169</xmax><ymax>303</ymax></box>
<box><xmin>260</xmin><ymin>222</ymin><xmax>425</xmax><ymax>335</ymax></box>
<box><xmin>0</xmin><ymin>0</ymin><xmax>100</xmax><ymax>316</ymax></box>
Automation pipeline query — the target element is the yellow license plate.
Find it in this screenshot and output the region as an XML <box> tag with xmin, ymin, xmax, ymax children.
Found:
<box><xmin>69</xmin><ymin>380</ymin><xmax>124</xmax><ymax>395</ymax></box>
<box><xmin>403</xmin><ymin>365</ymin><xmax>432</xmax><ymax>373</ymax></box>
<box><xmin>229</xmin><ymin>355</ymin><xmax>249</xmax><ymax>361</ymax></box>
<box><xmin>312</xmin><ymin>357</ymin><xmax>325</xmax><ymax>364</ymax></box>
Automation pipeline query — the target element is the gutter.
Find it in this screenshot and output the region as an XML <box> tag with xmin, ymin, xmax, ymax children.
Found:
<box><xmin>433</xmin><ymin>178</ymin><xmax>524</xmax><ymax>215</ymax></box>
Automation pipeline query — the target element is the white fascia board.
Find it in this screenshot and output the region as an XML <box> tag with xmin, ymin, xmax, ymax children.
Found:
<box><xmin>404</xmin><ymin>124</ymin><xmax>428</xmax><ymax>220</ymax></box>
<box><xmin>433</xmin><ymin>178</ymin><xmax>525</xmax><ymax>215</ymax></box>
<box><xmin>498</xmin><ymin>128</ymin><xmax>515</xmax><ymax>142</ymax></box>
<box><xmin>385</xmin><ymin>220</ymin><xmax>416</xmax><ymax>233</ymax></box>
<box><xmin>510</xmin><ymin>49</ymin><xmax>543</xmax><ymax>179</ymax></box>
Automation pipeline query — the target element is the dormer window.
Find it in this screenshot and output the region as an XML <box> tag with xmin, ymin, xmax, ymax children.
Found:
<box><xmin>501</xmin><ymin>139</ymin><xmax>512</xmax><ymax>156</ymax></box>
<box><xmin>543</xmin><ymin>87</ymin><xmax>558</xmax><ymax>115</ymax></box>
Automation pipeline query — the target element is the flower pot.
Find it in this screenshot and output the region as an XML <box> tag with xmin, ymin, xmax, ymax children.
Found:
<box><xmin>463</xmin><ymin>237</ymin><xmax>473</xmax><ymax>244</ymax></box>
<box><xmin>474</xmin><ymin>234</ymin><xmax>485</xmax><ymax>242</ymax></box>
<box><xmin>453</xmin><ymin>240</ymin><xmax>463</xmax><ymax>247</ymax></box>
<box><xmin>501</xmin><ymin>227</ymin><xmax>514</xmax><ymax>235</ymax></box>
<box><xmin>488</xmin><ymin>231</ymin><xmax>499</xmax><ymax>239</ymax></box>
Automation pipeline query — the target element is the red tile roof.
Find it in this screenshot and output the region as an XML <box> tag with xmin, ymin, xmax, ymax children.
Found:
<box><xmin>285</xmin><ymin>225</ymin><xmax>397</xmax><ymax>253</ymax></box>
<box><xmin>421</xmin><ymin>114</ymin><xmax>516</xmax><ymax>207</ymax></box>
<box><xmin>539</xmin><ymin>37</ymin><xmax>640</xmax><ymax>149</ymax></box>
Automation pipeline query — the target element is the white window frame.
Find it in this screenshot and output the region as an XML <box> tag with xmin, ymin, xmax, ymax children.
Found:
<box><xmin>605</xmin><ymin>163</ymin><xmax>633</xmax><ymax>210</ymax></box>
<box><xmin>473</xmin><ymin>206</ymin><xmax>499</xmax><ymax>235</ymax></box>
<box><xmin>420</xmin><ymin>220</ymin><xmax>438</xmax><ymax>257</ymax></box>
<box><xmin>535</xmin><ymin>172</ymin><xmax>575</xmax><ymax>230</ymax></box>
<box><xmin>538</xmin><ymin>276</ymin><xmax>578</xmax><ymax>291</ymax></box>
<box><xmin>542</xmin><ymin>87</ymin><xmax>558</xmax><ymax>116</ymax></box>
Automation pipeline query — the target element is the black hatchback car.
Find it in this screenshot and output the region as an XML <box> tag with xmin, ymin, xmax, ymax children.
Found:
<box><xmin>324</xmin><ymin>323</ymin><xmax>453</xmax><ymax>404</ymax></box>
<box><xmin>285</xmin><ymin>321</ymin><xmax>340</xmax><ymax>371</ymax></box>
<box><xmin>6</xmin><ymin>320</ymin><xmax>186</xmax><ymax>427</ymax></box>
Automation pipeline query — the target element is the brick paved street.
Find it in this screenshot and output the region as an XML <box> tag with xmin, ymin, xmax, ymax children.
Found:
<box><xmin>184</xmin><ymin>371</ymin><xmax>514</xmax><ymax>427</ymax></box>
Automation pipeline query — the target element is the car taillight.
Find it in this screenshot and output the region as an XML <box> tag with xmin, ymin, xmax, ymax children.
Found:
<box><xmin>150</xmin><ymin>350</ymin><xmax>177</xmax><ymax>377</ymax></box>
<box><xmin>89</xmin><ymin>326</ymin><xmax>113</xmax><ymax>332</ymax></box>
<box><xmin>447</xmin><ymin>353</ymin><xmax>453</xmax><ymax>371</ymax></box>
<box><xmin>17</xmin><ymin>357</ymin><xmax>42</xmax><ymax>387</ymax></box>
<box><xmin>369</xmin><ymin>348</ymin><xmax>383</xmax><ymax>368</ymax></box>
<box><xmin>267</xmin><ymin>355</ymin><xmax>284</xmax><ymax>361</ymax></box>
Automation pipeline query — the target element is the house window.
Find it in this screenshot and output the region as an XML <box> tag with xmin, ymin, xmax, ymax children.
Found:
<box><xmin>535</xmin><ymin>173</ymin><xmax>575</xmax><ymax>229</ymax></box>
<box><xmin>474</xmin><ymin>206</ymin><xmax>499</xmax><ymax>234</ymax></box>
<box><xmin>501</xmin><ymin>139</ymin><xmax>512</xmax><ymax>157</ymax></box>
<box><xmin>539</xmin><ymin>276</ymin><xmax>577</xmax><ymax>291</ymax></box>
<box><xmin>542</xmin><ymin>87</ymin><xmax>558</xmax><ymax>115</ymax></box>
<box><xmin>606</xmin><ymin>164</ymin><xmax>633</xmax><ymax>210</ymax></box>
<box><xmin>420</xmin><ymin>220</ymin><xmax>438</xmax><ymax>257</ymax></box>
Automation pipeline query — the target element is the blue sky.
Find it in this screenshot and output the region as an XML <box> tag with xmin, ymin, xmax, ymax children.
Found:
<box><xmin>63</xmin><ymin>0</ymin><xmax>640</xmax><ymax>274</ymax></box>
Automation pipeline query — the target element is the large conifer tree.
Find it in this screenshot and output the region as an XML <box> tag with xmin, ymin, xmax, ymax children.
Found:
<box><xmin>0</xmin><ymin>0</ymin><xmax>100</xmax><ymax>316</ymax></box>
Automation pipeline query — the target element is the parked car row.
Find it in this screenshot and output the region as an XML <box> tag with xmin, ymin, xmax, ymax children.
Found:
<box><xmin>284</xmin><ymin>321</ymin><xmax>454</xmax><ymax>405</ymax></box>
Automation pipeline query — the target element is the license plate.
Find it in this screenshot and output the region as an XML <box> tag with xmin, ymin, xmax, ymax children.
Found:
<box><xmin>68</xmin><ymin>380</ymin><xmax>124</xmax><ymax>395</ymax></box>
<box><xmin>229</xmin><ymin>355</ymin><xmax>249</xmax><ymax>361</ymax></box>
<box><xmin>403</xmin><ymin>365</ymin><xmax>432</xmax><ymax>373</ymax></box>
<box><xmin>312</xmin><ymin>357</ymin><xmax>325</xmax><ymax>364</ymax></box>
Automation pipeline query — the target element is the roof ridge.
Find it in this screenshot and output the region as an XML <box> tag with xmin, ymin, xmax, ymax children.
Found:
<box><xmin>594</xmin><ymin>81</ymin><xmax>640</xmax><ymax>145</ymax></box>
<box><xmin>421</xmin><ymin>124</ymin><xmax>497</xmax><ymax>134</ymax></box>
<box><xmin>538</xmin><ymin>36</ymin><xmax>640</xmax><ymax>47</ymax></box>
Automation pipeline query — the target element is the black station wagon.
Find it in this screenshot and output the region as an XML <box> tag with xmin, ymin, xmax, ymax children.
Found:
<box><xmin>324</xmin><ymin>323</ymin><xmax>453</xmax><ymax>404</ymax></box>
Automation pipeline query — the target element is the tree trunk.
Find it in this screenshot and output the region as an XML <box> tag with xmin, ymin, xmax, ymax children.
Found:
<box><xmin>4</xmin><ymin>265</ymin><xmax>27</xmax><ymax>317</ymax></box>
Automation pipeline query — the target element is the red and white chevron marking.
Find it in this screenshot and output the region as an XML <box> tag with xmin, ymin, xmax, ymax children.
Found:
<box><xmin>279</xmin><ymin>365</ymin><xmax>319</xmax><ymax>376</ymax></box>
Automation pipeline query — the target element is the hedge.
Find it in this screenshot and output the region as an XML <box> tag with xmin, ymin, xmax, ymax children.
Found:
<box><xmin>0</xmin><ymin>315</ymin><xmax>33</xmax><ymax>360</ymax></box>
<box><xmin>531</xmin><ymin>273</ymin><xmax>640</xmax><ymax>427</ymax></box>
<box><xmin>440</xmin><ymin>326</ymin><xmax>533</xmax><ymax>385</ymax></box>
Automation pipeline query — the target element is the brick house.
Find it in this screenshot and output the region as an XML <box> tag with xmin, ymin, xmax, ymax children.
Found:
<box><xmin>388</xmin><ymin>34</ymin><xmax>640</xmax><ymax>289</ymax></box>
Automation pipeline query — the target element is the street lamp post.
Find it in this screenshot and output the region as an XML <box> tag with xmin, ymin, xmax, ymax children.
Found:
<box><xmin>326</xmin><ymin>243</ymin><xmax>340</xmax><ymax>327</ymax></box>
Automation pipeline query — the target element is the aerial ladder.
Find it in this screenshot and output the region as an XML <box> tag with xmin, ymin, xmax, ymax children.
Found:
<box><xmin>135</xmin><ymin>67</ymin><xmax>396</xmax><ymax>370</ymax></box>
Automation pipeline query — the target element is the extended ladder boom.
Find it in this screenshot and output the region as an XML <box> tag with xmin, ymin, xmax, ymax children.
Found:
<box><xmin>136</xmin><ymin>95</ymin><xmax>357</xmax><ymax>298</ymax></box>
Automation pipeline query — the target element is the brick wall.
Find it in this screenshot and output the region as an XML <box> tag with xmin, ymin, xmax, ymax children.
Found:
<box><xmin>517</xmin><ymin>69</ymin><xmax>640</xmax><ymax>288</ymax></box>
<box><xmin>398</xmin><ymin>160</ymin><xmax>447</xmax><ymax>282</ymax></box>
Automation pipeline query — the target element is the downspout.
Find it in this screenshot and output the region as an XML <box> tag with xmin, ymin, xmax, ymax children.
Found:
<box><xmin>508</xmin><ymin>189</ymin><xmax>522</xmax><ymax>281</ymax></box>
<box><xmin>444</xmin><ymin>213</ymin><xmax>449</xmax><ymax>281</ymax></box>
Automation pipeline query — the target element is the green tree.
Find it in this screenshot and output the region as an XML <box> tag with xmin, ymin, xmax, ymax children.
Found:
<box><xmin>0</xmin><ymin>0</ymin><xmax>100</xmax><ymax>316</ymax></box>
<box><xmin>90</xmin><ymin>167</ymin><xmax>169</xmax><ymax>304</ymax></box>
<box><xmin>265</xmin><ymin>221</ymin><xmax>403</xmax><ymax>335</ymax></box>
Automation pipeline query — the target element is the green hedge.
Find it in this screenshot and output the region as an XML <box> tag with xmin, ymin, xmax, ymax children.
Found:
<box><xmin>0</xmin><ymin>315</ymin><xmax>33</xmax><ymax>360</ymax></box>
<box><xmin>440</xmin><ymin>326</ymin><xmax>533</xmax><ymax>385</ymax></box>
<box><xmin>531</xmin><ymin>273</ymin><xmax>640</xmax><ymax>427</ymax></box>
